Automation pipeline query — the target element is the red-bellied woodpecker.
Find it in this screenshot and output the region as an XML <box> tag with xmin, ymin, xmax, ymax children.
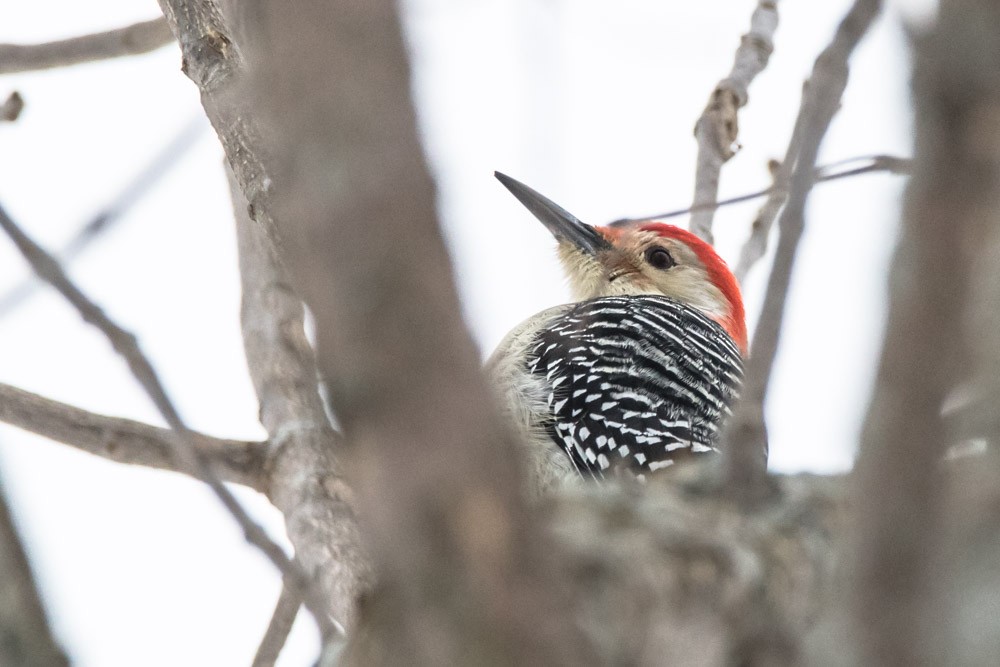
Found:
<box><xmin>488</xmin><ymin>173</ymin><xmax>749</xmax><ymax>493</ymax></box>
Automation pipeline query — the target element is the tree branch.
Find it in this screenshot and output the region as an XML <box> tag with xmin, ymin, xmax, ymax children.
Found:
<box><xmin>734</xmin><ymin>126</ymin><xmax>803</xmax><ymax>282</ymax></box>
<box><xmin>0</xmin><ymin>382</ymin><xmax>267</xmax><ymax>491</ymax></box>
<box><xmin>550</xmin><ymin>465</ymin><xmax>847</xmax><ymax>665</ymax></box>
<box><xmin>153</xmin><ymin>0</ymin><xmax>368</xmax><ymax>638</ymax></box>
<box><xmin>229</xmin><ymin>166</ymin><xmax>369</xmax><ymax>632</ymax></box>
<box><xmin>851</xmin><ymin>1</ymin><xmax>1000</xmax><ymax>662</ymax></box>
<box><xmin>0</xmin><ymin>201</ymin><xmax>325</xmax><ymax>634</ymax></box>
<box><xmin>690</xmin><ymin>0</ymin><xmax>779</xmax><ymax>243</ymax></box>
<box><xmin>0</xmin><ymin>473</ymin><xmax>68</xmax><ymax>667</ymax></box>
<box><xmin>155</xmin><ymin>0</ymin><xmax>271</xmax><ymax>238</ymax></box>
<box><xmin>244</xmin><ymin>0</ymin><xmax>589</xmax><ymax>662</ymax></box>
<box><xmin>157</xmin><ymin>0</ymin><xmax>585</xmax><ymax>657</ymax></box>
<box><xmin>0</xmin><ymin>18</ymin><xmax>173</xmax><ymax>74</ymax></box>
<box><xmin>720</xmin><ymin>0</ymin><xmax>883</xmax><ymax>504</ymax></box>
<box><xmin>251</xmin><ymin>571</ymin><xmax>302</xmax><ymax>667</ymax></box>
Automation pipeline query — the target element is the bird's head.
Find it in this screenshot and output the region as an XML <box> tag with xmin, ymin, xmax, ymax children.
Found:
<box><xmin>496</xmin><ymin>172</ymin><xmax>747</xmax><ymax>354</ymax></box>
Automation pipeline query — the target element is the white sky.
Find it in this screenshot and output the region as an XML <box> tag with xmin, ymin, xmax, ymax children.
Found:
<box><xmin>0</xmin><ymin>1</ymin><xmax>923</xmax><ymax>664</ymax></box>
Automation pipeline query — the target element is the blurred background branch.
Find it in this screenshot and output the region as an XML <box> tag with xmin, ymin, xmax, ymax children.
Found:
<box><xmin>0</xmin><ymin>17</ymin><xmax>172</xmax><ymax>74</ymax></box>
<box><xmin>251</xmin><ymin>568</ymin><xmax>303</xmax><ymax>667</ymax></box>
<box><xmin>0</xmin><ymin>471</ymin><xmax>68</xmax><ymax>667</ymax></box>
<box><xmin>851</xmin><ymin>0</ymin><xmax>1000</xmax><ymax>663</ymax></box>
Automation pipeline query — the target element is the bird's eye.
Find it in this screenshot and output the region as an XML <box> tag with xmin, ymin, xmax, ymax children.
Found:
<box><xmin>644</xmin><ymin>246</ymin><xmax>675</xmax><ymax>270</ymax></box>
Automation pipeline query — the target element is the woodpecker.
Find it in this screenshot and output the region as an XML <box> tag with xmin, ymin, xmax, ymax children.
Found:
<box><xmin>488</xmin><ymin>173</ymin><xmax>748</xmax><ymax>493</ymax></box>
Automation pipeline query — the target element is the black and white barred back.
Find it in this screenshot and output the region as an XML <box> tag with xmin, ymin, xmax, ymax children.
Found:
<box><xmin>525</xmin><ymin>295</ymin><xmax>744</xmax><ymax>479</ymax></box>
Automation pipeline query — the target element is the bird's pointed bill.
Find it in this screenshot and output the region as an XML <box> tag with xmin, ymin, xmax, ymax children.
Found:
<box><xmin>495</xmin><ymin>172</ymin><xmax>612</xmax><ymax>255</ymax></box>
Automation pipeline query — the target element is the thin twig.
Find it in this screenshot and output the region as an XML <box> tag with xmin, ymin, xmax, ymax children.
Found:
<box><xmin>733</xmin><ymin>117</ymin><xmax>806</xmax><ymax>283</ymax></box>
<box><xmin>736</xmin><ymin>160</ymin><xmax>790</xmax><ymax>283</ymax></box>
<box><xmin>611</xmin><ymin>154</ymin><xmax>911</xmax><ymax>228</ymax></box>
<box><xmin>720</xmin><ymin>0</ymin><xmax>884</xmax><ymax>504</ymax></box>
<box><xmin>0</xmin><ymin>382</ymin><xmax>267</xmax><ymax>491</ymax></box>
<box><xmin>0</xmin><ymin>201</ymin><xmax>332</xmax><ymax>638</ymax></box>
<box><xmin>0</xmin><ymin>18</ymin><xmax>173</xmax><ymax>74</ymax></box>
<box><xmin>689</xmin><ymin>0</ymin><xmax>779</xmax><ymax>244</ymax></box>
<box><xmin>252</xmin><ymin>573</ymin><xmax>302</xmax><ymax>667</ymax></box>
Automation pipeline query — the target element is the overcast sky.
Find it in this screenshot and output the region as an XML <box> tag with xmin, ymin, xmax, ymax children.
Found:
<box><xmin>0</xmin><ymin>1</ymin><xmax>927</xmax><ymax>664</ymax></box>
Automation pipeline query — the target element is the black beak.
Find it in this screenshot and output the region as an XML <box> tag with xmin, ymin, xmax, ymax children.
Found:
<box><xmin>495</xmin><ymin>172</ymin><xmax>612</xmax><ymax>256</ymax></box>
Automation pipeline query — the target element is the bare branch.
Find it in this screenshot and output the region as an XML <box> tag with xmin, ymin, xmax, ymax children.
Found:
<box><xmin>1</xmin><ymin>92</ymin><xmax>23</xmax><ymax>122</ymax></box>
<box><xmin>251</xmin><ymin>573</ymin><xmax>302</xmax><ymax>667</ymax></box>
<box><xmin>157</xmin><ymin>0</ymin><xmax>584</xmax><ymax>656</ymax></box>
<box><xmin>244</xmin><ymin>0</ymin><xmax>589</xmax><ymax>662</ymax></box>
<box><xmin>0</xmin><ymin>201</ymin><xmax>324</xmax><ymax>634</ymax></box>
<box><xmin>229</xmin><ymin>166</ymin><xmax>369</xmax><ymax>631</ymax></box>
<box><xmin>851</xmin><ymin>1</ymin><xmax>1000</xmax><ymax>662</ymax></box>
<box><xmin>153</xmin><ymin>0</ymin><xmax>366</xmax><ymax>636</ymax></box>
<box><xmin>736</xmin><ymin>72</ymin><xmax>910</xmax><ymax>283</ymax></box>
<box><xmin>0</xmin><ymin>473</ymin><xmax>68</xmax><ymax>667</ymax></box>
<box><xmin>155</xmin><ymin>0</ymin><xmax>270</xmax><ymax>235</ymax></box>
<box><xmin>0</xmin><ymin>382</ymin><xmax>267</xmax><ymax>491</ymax></box>
<box><xmin>721</xmin><ymin>0</ymin><xmax>883</xmax><ymax>504</ymax></box>
<box><xmin>690</xmin><ymin>0</ymin><xmax>779</xmax><ymax>243</ymax></box>
<box><xmin>0</xmin><ymin>18</ymin><xmax>173</xmax><ymax>74</ymax></box>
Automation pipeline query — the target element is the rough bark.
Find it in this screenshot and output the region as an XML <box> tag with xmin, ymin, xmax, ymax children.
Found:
<box><xmin>551</xmin><ymin>465</ymin><xmax>847</xmax><ymax>666</ymax></box>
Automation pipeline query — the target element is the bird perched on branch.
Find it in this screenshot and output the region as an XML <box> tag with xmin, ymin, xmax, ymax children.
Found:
<box><xmin>488</xmin><ymin>173</ymin><xmax>748</xmax><ymax>494</ymax></box>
